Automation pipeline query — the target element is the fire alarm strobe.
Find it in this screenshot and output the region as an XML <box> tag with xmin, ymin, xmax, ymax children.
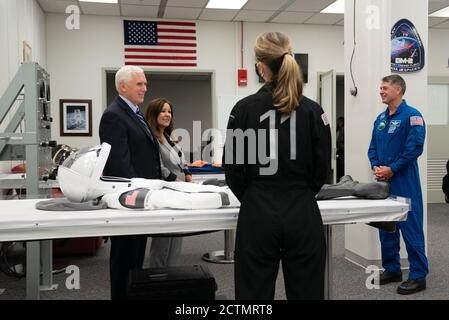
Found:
<box><xmin>238</xmin><ymin>69</ymin><xmax>247</xmax><ymax>86</ymax></box>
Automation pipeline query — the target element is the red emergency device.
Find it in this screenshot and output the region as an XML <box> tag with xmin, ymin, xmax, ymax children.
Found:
<box><xmin>238</xmin><ymin>69</ymin><xmax>247</xmax><ymax>86</ymax></box>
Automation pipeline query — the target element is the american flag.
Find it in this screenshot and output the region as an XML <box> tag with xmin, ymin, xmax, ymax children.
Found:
<box><xmin>410</xmin><ymin>116</ymin><xmax>424</xmax><ymax>126</ymax></box>
<box><xmin>125</xmin><ymin>190</ymin><xmax>139</xmax><ymax>206</ymax></box>
<box><xmin>124</xmin><ymin>20</ymin><xmax>197</xmax><ymax>67</ymax></box>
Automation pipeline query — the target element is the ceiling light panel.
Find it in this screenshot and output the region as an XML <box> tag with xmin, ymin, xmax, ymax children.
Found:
<box><xmin>206</xmin><ymin>0</ymin><xmax>248</xmax><ymax>10</ymax></box>
<box><xmin>321</xmin><ymin>0</ymin><xmax>344</xmax><ymax>14</ymax></box>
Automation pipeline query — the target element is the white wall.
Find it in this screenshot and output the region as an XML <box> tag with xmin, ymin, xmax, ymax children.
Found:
<box><xmin>0</xmin><ymin>0</ymin><xmax>46</xmax><ymax>173</ymax></box>
<box><xmin>428</xmin><ymin>29</ymin><xmax>449</xmax><ymax>76</ymax></box>
<box><xmin>45</xmin><ymin>13</ymin><xmax>345</xmax><ymax>149</ymax></box>
<box><xmin>0</xmin><ymin>0</ymin><xmax>46</xmax><ymax>93</ymax></box>
<box><xmin>238</xmin><ymin>23</ymin><xmax>345</xmax><ymax>99</ymax></box>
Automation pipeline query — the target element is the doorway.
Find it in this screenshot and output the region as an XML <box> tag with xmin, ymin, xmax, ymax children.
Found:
<box><xmin>336</xmin><ymin>75</ymin><xmax>345</xmax><ymax>182</ymax></box>
<box><xmin>427</xmin><ymin>76</ymin><xmax>449</xmax><ymax>203</ymax></box>
<box><xmin>104</xmin><ymin>70</ymin><xmax>215</xmax><ymax>163</ymax></box>
<box><xmin>318</xmin><ymin>72</ymin><xmax>345</xmax><ymax>183</ymax></box>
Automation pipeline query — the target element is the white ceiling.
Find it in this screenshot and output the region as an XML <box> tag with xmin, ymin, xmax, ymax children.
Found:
<box><xmin>36</xmin><ymin>0</ymin><xmax>449</xmax><ymax>28</ymax></box>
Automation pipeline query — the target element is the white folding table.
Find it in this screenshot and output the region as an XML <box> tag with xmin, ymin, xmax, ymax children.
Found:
<box><xmin>0</xmin><ymin>197</ymin><xmax>409</xmax><ymax>300</ymax></box>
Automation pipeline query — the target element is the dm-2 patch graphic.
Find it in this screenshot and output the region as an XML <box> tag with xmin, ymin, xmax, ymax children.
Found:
<box><xmin>391</xmin><ymin>19</ymin><xmax>425</xmax><ymax>73</ymax></box>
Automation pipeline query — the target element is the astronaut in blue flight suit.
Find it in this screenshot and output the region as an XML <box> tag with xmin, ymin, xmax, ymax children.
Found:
<box><xmin>368</xmin><ymin>75</ymin><xmax>428</xmax><ymax>295</ymax></box>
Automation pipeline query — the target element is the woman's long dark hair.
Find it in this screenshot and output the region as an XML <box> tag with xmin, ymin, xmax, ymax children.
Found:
<box><xmin>145</xmin><ymin>98</ymin><xmax>175</xmax><ymax>141</ymax></box>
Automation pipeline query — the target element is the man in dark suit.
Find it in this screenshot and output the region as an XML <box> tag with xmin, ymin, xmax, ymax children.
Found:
<box><xmin>99</xmin><ymin>65</ymin><xmax>176</xmax><ymax>300</ymax></box>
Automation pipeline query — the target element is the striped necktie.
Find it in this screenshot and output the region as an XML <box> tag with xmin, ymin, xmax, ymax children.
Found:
<box><xmin>135</xmin><ymin>109</ymin><xmax>154</xmax><ymax>142</ymax></box>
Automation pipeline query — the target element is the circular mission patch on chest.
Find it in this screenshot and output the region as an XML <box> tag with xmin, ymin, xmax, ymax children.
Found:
<box><xmin>377</xmin><ymin>120</ymin><xmax>387</xmax><ymax>131</ymax></box>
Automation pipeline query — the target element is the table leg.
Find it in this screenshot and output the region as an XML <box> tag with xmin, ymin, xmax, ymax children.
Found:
<box><xmin>26</xmin><ymin>240</ymin><xmax>58</xmax><ymax>300</ymax></box>
<box><xmin>202</xmin><ymin>230</ymin><xmax>235</xmax><ymax>264</ymax></box>
<box><xmin>40</xmin><ymin>240</ymin><xmax>58</xmax><ymax>292</ymax></box>
<box><xmin>324</xmin><ymin>225</ymin><xmax>333</xmax><ymax>300</ymax></box>
<box><xmin>26</xmin><ymin>241</ymin><xmax>40</xmax><ymax>300</ymax></box>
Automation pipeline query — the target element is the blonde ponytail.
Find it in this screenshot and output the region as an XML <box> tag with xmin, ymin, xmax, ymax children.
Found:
<box><xmin>255</xmin><ymin>32</ymin><xmax>303</xmax><ymax>114</ymax></box>
<box><xmin>272</xmin><ymin>54</ymin><xmax>303</xmax><ymax>113</ymax></box>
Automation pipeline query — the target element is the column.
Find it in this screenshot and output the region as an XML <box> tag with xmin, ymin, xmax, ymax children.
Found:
<box><xmin>344</xmin><ymin>0</ymin><xmax>428</xmax><ymax>267</ymax></box>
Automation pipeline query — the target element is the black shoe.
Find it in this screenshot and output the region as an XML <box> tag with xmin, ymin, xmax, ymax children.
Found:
<box><xmin>397</xmin><ymin>279</ymin><xmax>426</xmax><ymax>295</ymax></box>
<box><xmin>373</xmin><ymin>271</ymin><xmax>403</xmax><ymax>285</ymax></box>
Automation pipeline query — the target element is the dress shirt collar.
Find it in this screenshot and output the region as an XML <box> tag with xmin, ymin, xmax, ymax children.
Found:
<box><xmin>119</xmin><ymin>95</ymin><xmax>139</xmax><ymax>113</ymax></box>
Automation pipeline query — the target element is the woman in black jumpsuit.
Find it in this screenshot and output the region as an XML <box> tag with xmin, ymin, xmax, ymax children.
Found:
<box><xmin>223</xmin><ymin>32</ymin><xmax>331</xmax><ymax>300</ymax></box>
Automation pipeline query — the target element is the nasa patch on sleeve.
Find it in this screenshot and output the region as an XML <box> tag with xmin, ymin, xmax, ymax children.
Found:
<box><xmin>321</xmin><ymin>113</ymin><xmax>330</xmax><ymax>126</ymax></box>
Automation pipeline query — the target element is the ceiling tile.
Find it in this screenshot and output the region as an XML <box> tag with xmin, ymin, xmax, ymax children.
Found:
<box><xmin>429</xmin><ymin>16</ymin><xmax>449</xmax><ymax>27</ymax></box>
<box><xmin>286</xmin><ymin>0</ymin><xmax>336</xmax><ymax>12</ymax></box>
<box><xmin>243</xmin><ymin>0</ymin><xmax>289</xmax><ymax>11</ymax></box>
<box><xmin>79</xmin><ymin>2</ymin><xmax>120</xmax><ymax>16</ymax></box>
<box><xmin>271</xmin><ymin>11</ymin><xmax>314</xmax><ymax>24</ymax></box>
<box><xmin>164</xmin><ymin>6</ymin><xmax>202</xmax><ymax>20</ymax></box>
<box><xmin>121</xmin><ymin>5</ymin><xmax>158</xmax><ymax>18</ymax></box>
<box><xmin>430</xmin><ymin>18</ymin><xmax>449</xmax><ymax>28</ymax></box>
<box><xmin>120</xmin><ymin>0</ymin><xmax>160</xmax><ymax>5</ymax></box>
<box><xmin>304</xmin><ymin>13</ymin><xmax>343</xmax><ymax>25</ymax></box>
<box><xmin>432</xmin><ymin>20</ymin><xmax>449</xmax><ymax>28</ymax></box>
<box><xmin>429</xmin><ymin>0</ymin><xmax>449</xmax><ymax>14</ymax></box>
<box><xmin>37</xmin><ymin>0</ymin><xmax>78</xmax><ymax>13</ymax></box>
<box><xmin>36</xmin><ymin>0</ymin><xmax>449</xmax><ymax>28</ymax></box>
<box><xmin>199</xmin><ymin>8</ymin><xmax>239</xmax><ymax>21</ymax></box>
<box><xmin>167</xmin><ymin>0</ymin><xmax>208</xmax><ymax>7</ymax></box>
<box><xmin>233</xmin><ymin>10</ymin><xmax>275</xmax><ymax>22</ymax></box>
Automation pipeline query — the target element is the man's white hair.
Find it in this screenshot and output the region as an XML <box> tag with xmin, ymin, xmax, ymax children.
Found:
<box><xmin>115</xmin><ymin>65</ymin><xmax>145</xmax><ymax>92</ymax></box>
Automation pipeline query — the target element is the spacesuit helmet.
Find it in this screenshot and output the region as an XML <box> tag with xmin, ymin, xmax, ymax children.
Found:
<box><xmin>58</xmin><ymin>143</ymin><xmax>111</xmax><ymax>202</ymax></box>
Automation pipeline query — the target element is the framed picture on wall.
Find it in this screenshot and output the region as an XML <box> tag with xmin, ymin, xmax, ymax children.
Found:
<box><xmin>59</xmin><ymin>99</ymin><xmax>92</xmax><ymax>136</ymax></box>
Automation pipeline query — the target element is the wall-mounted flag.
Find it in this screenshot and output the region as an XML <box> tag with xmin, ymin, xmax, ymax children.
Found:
<box><xmin>391</xmin><ymin>19</ymin><xmax>425</xmax><ymax>73</ymax></box>
<box><xmin>123</xmin><ymin>20</ymin><xmax>197</xmax><ymax>67</ymax></box>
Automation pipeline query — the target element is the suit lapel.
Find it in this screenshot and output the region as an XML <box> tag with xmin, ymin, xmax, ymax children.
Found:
<box><xmin>116</xmin><ymin>97</ymin><xmax>156</xmax><ymax>146</ymax></box>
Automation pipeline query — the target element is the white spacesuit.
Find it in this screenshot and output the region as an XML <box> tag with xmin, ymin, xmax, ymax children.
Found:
<box><xmin>57</xmin><ymin>143</ymin><xmax>239</xmax><ymax>210</ymax></box>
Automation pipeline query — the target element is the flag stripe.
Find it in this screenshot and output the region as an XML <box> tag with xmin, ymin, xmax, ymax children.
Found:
<box><xmin>158</xmin><ymin>31</ymin><xmax>195</xmax><ymax>37</ymax></box>
<box><xmin>158</xmin><ymin>21</ymin><xmax>196</xmax><ymax>27</ymax></box>
<box><xmin>125</xmin><ymin>48</ymin><xmax>197</xmax><ymax>54</ymax></box>
<box><xmin>157</xmin><ymin>28</ymin><xmax>195</xmax><ymax>34</ymax></box>
<box><xmin>156</xmin><ymin>42</ymin><xmax>196</xmax><ymax>47</ymax></box>
<box><xmin>158</xmin><ymin>35</ymin><xmax>196</xmax><ymax>40</ymax></box>
<box><xmin>125</xmin><ymin>61</ymin><xmax>197</xmax><ymax>67</ymax></box>
<box><xmin>158</xmin><ymin>38</ymin><xmax>196</xmax><ymax>44</ymax></box>
<box><xmin>125</xmin><ymin>55</ymin><xmax>197</xmax><ymax>60</ymax></box>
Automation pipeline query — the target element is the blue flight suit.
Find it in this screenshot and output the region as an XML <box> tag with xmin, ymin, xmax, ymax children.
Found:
<box><xmin>368</xmin><ymin>99</ymin><xmax>428</xmax><ymax>281</ymax></box>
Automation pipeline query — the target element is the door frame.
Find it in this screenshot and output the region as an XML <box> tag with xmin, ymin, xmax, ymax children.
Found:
<box><xmin>102</xmin><ymin>68</ymin><xmax>216</xmax><ymax>127</ymax></box>
<box><xmin>317</xmin><ymin>70</ymin><xmax>338</xmax><ymax>183</ymax></box>
<box><xmin>102</xmin><ymin>67</ymin><xmax>217</xmax><ymax>161</ymax></box>
<box><xmin>427</xmin><ymin>76</ymin><xmax>449</xmax><ymax>203</ymax></box>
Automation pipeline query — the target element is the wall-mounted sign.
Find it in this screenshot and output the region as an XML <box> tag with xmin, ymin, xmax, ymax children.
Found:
<box><xmin>391</xmin><ymin>19</ymin><xmax>425</xmax><ymax>73</ymax></box>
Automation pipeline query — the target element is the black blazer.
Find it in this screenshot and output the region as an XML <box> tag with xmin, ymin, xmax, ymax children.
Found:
<box><xmin>99</xmin><ymin>96</ymin><xmax>161</xmax><ymax>179</ymax></box>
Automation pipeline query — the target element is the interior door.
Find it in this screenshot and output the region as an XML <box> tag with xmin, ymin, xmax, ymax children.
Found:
<box><xmin>319</xmin><ymin>70</ymin><xmax>337</xmax><ymax>183</ymax></box>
